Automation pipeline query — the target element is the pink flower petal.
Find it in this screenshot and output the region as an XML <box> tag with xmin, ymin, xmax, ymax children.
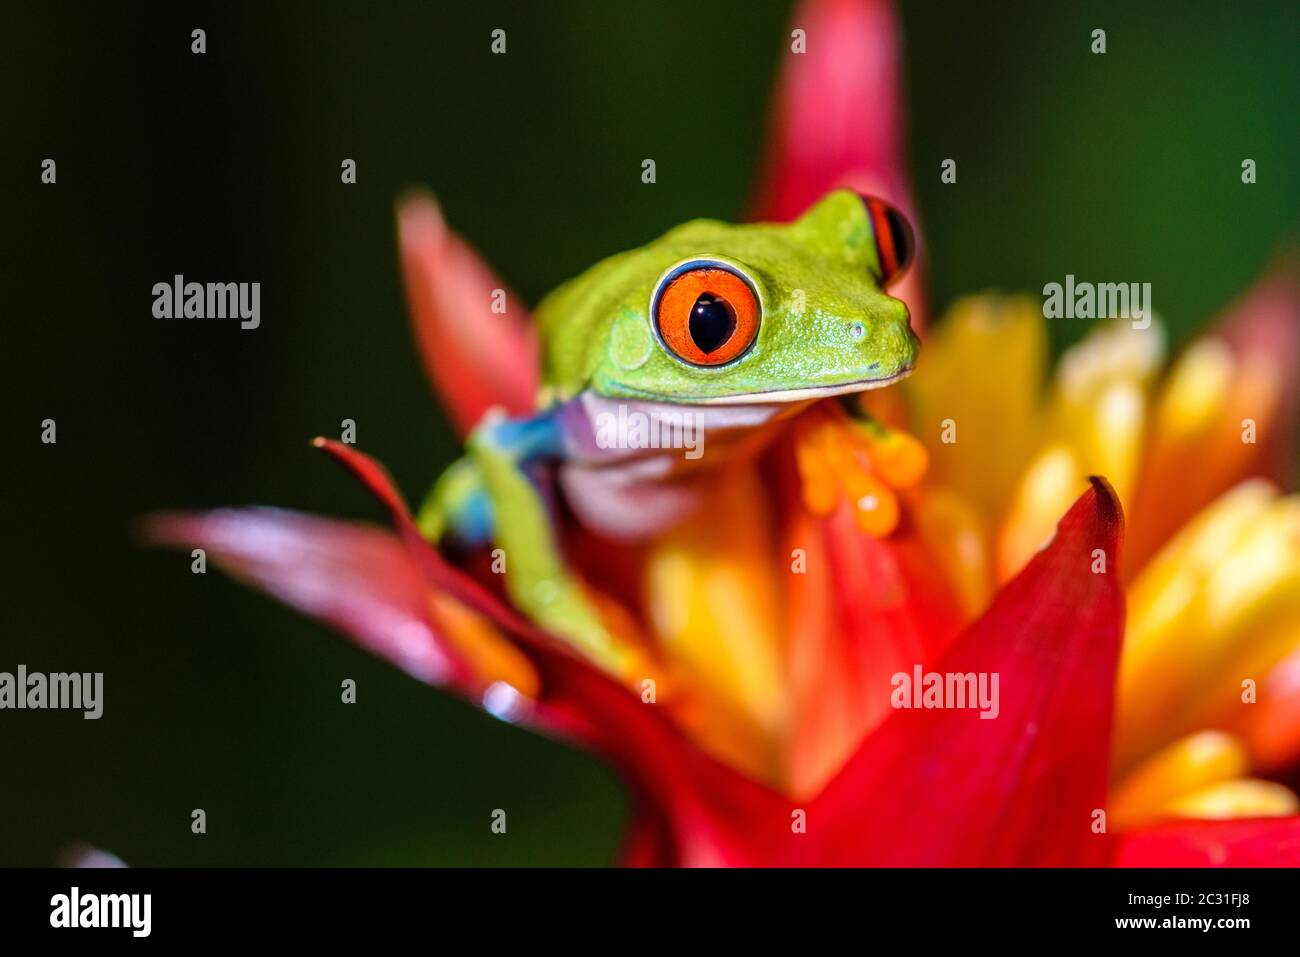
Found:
<box><xmin>311</xmin><ymin>439</ymin><xmax>789</xmax><ymax>866</ymax></box>
<box><xmin>751</xmin><ymin>0</ymin><xmax>908</xmax><ymax>222</ymax></box>
<box><xmin>396</xmin><ymin>191</ymin><xmax>539</xmax><ymax>436</ymax></box>
<box><xmin>1212</xmin><ymin>261</ymin><xmax>1300</xmax><ymax>489</ymax></box>
<box><xmin>146</xmin><ymin>507</ymin><xmax>476</xmax><ymax>688</ymax></box>
<box><xmin>749</xmin><ymin>0</ymin><xmax>928</xmax><ymax>328</ymax></box>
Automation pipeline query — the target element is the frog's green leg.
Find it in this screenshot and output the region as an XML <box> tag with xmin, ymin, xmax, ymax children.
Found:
<box><xmin>463</xmin><ymin>413</ymin><xmax>640</xmax><ymax>678</ymax></box>
<box><xmin>416</xmin><ymin>414</ymin><xmax>568</xmax><ymax>546</ymax></box>
<box><xmin>416</xmin><ymin>456</ymin><xmax>494</xmax><ymax>545</ymax></box>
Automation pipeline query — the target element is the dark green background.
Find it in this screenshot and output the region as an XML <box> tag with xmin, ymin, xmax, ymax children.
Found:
<box><xmin>5</xmin><ymin>1</ymin><xmax>1297</xmax><ymax>865</ymax></box>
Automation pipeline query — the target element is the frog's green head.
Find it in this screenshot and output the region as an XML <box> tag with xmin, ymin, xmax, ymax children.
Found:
<box><xmin>538</xmin><ymin>189</ymin><xmax>919</xmax><ymax>405</ymax></box>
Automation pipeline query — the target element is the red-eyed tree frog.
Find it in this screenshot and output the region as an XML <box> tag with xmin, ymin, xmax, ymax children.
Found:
<box><xmin>418</xmin><ymin>189</ymin><xmax>918</xmax><ymax>676</ymax></box>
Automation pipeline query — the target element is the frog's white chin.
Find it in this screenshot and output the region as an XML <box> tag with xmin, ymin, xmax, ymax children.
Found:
<box><xmin>690</xmin><ymin>368</ymin><xmax>913</xmax><ymax>405</ymax></box>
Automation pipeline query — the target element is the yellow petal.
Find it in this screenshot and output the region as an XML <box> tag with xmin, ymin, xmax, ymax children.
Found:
<box><xmin>1154</xmin><ymin>337</ymin><xmax>1234</xmax><ymax>439</ymax></box>
<box><xmin>907</xmin><ymin>488</ymin><xmax>992</xmax><ymax>620</ymax></box>
<box><xmin>989</xmin><ymin>320</ymin><xmax>1158</xmax><ymax>584</ymax></box>
<box><xmin>995</xmin><ymin>444</ymin><xmax>1088</xmax><ymax>582</ymax></box>
<box><xmin>1059</xmin><ymin>378</ymin><xmax>1147</xmax><ymax>508</ymax></box>
<box><xmin>1109</xmin><ymin>731</ymin><xmax>1249</xmax><ymax>831</ymax></box>
<box><xmin>1122</xmin><ymin>480</ymin><xmax>1275</xmax><ymax>690</ymax></box>
<box><xmin>1201</xmin><ymin>497</ymin><xmax>1300</xmax><ymax>643</ymax></box>
<box><xmin>644</xmin><ymin>467</ymin><xmax>789</xmax><ymax>782</ymax></box>
<box><xmin>1176</xmin><ymin>498</ymin><xmax>1300</xmax><ymax>730</ymax></box>
<box><xmin>1115</xmin><ymin>485</ymin><xmax>1300</xmax><ymax>771</ymax></box>
<box><xmin>1126</xmin><ymin>333</ymin><xmax>1284</xmax><ymax>571</ymax></box>
<box><xmin>1053</xmin><ymin>317</ymin><xmax>1166</xmax><ymax>400</ymax></box>
<box><xmin>1160</xmin><ymin>779</ymin><xmax>1299</xmax><ymax>820</ymax></box>
<box><xmin>1045</xmin><ymin>319</ymin><xmax>1162</xmax><ymax>508</ymax></box>
<box><xmin>906</xmin><ymin>294</ymin><xmax>1048</xmax><ymax>524</ymax></box>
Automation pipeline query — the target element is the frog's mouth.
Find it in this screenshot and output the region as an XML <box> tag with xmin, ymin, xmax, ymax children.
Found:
<box><xmin>687</xmin><ymin>367</ymin><xmax>914</xmax><ymax>405</ymax></box>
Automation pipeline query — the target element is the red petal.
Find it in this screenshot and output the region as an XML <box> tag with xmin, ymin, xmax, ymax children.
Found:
<box><xmin>778</xmin><ymin>447</ymin><xmax>964</xmax><ymax>796</ymax></box>
<box><xmin>804</xmin><ymin>479</ymin><xmax>1126</xmax><ymax>865</ymax></box>
<box><xmin>312</xmin><ymin>440</ymin><xmax>787</xmax><ymax>865</ymax></box>
<box><xmin>396</xmin><ymin>192</ymin><xmax>539</xmax><ymax>436</ymax></box>
<box><xmin>751</xmin><ymin>0</ymin><xmax>908</xmax><ymax>222</ymax></box>
<box><xmin>1236</xmin><ymin>647</ymin><xmax>1300</xmax><ymax>771</ymax></box>
<box><xmin>1212</xmin><ymin>262</ymin><xmax>1300</xmax><ymax>489</ymax></box>
<box><xmin>749</xmin><ymin>0</ymin><xmax>928</xmax><ymax>328</ymax></box>
<box><xmin>1114</xmin><ymin>817</ymin><xmax>1300</xmax><ymax>867</ymax></box>
<box><xmin>145</xmin><ymin>507</ymin><xmax>478</xmax><ymax>688</ymax></box>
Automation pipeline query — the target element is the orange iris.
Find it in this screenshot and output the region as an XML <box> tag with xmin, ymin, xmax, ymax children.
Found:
<box><xmin>654</xmin><ymin>265</ymin><xmax>760</xmax><ymax>366</ymax></box>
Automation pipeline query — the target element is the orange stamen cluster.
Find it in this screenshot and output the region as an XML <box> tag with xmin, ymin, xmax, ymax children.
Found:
<box><xmin>793</xmin><ymin>403</ymin><xmax>929</xmax><ymax>537</ymax></box>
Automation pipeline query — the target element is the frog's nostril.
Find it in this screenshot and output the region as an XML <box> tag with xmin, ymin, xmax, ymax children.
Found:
<box><xmin>848</xmin><ymin>320</ymin><xmax>866</xmax><ymax>341</ymax></box>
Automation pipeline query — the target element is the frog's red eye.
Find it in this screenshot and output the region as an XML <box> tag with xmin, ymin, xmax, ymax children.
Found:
<box><xmin>859</xmin><ymin>194</ymin><xmax>915</xmax><ymax>286</ymax></box>
<box><xmin>652</xmin><ymin>263</ymin><xmax>760</xmax><ymax>367</ymax></box>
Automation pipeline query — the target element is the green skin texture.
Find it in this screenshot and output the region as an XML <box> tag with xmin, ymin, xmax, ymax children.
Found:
<box><xmin>430</xmin><ymin>190</ymin><xmax>918</xmax><ymax>674</ymax></box>
<box><xmin>538</xmin><ymin>188</ymin><xmax>917</xmax><ymax>403</ymax></box>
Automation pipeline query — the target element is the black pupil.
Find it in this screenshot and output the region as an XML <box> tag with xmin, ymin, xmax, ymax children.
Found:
<box><xmin>689</xmin><ymin>293</ymin><xmax>736</xmax><ymax>354</ymax></box>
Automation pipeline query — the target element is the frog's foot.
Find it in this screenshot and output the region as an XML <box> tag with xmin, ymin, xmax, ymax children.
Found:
<box><xmin>416</xmin><ymin>456</ymin><xmax>494</xmax><ymax>546</ymax></box>
<box><xmin>793</xmin><ymin>401</ymin><xmax>929</xmax><ymax>536</ymax></box>
<box><xmin>417</xmin><ymin>408</ymin><xmax>572</xmax><ymax>546</ymax></box>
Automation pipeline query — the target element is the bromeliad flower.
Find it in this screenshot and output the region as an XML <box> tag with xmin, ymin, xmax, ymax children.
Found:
<box><xmin>149</xmin><ymin>0</ymin><xmax>1300</xmax><ymax>866</ymax></box>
